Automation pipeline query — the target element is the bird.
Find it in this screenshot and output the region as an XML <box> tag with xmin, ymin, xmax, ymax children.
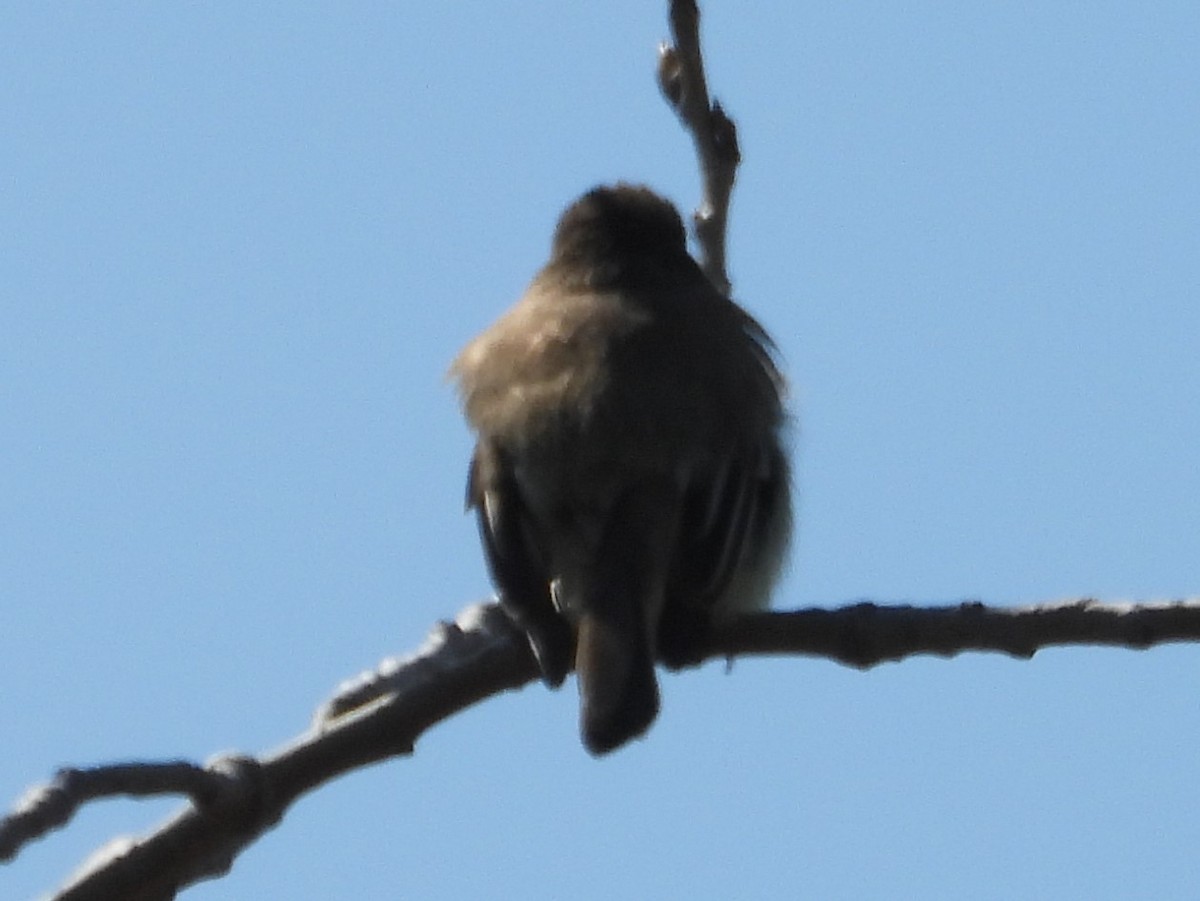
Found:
<box><xmin>450</xmin><ymin>183</ymin><xmax>790</xmax><ymax>755</ymax></box>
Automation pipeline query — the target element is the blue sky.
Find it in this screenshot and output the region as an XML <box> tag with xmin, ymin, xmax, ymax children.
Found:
<box><xmin>3</xmin><ymin>3</ymin><xmax>1199</xmax><ymax>899</ymax></box>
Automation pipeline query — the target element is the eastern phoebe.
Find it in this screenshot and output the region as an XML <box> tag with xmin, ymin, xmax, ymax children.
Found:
<box><xmin>451</xmin><ymin>184</ymin><xmax>790</xmax><ymax>755</ymax></box>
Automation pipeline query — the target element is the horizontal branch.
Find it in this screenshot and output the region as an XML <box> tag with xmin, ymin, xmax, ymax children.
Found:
<box><xmin>5</xmin><ymin>597</ymin><xmax>1199</xmax><ymax>899</ymax></box>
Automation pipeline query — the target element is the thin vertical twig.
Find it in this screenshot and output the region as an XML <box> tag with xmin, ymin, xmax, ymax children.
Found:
<box><xmin>657</xmin><ymin>0</ymin><xmax>741</xmax><ymax>295</ymax></box>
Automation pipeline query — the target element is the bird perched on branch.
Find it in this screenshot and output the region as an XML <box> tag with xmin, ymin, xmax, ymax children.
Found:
<box><xmin>450</xmin><ymin>184</ymin><xmax>790</xmax><ymax>755</ymax></box>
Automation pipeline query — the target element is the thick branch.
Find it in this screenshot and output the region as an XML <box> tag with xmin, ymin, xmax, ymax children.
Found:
<box><xmin>2</xmin><ymin>604</ymin><xmax>532</xmax><ymax>900</ymax></box>
<box><xmin>5</xmin><ymin>598</ymin><xmax>1200</xmax><ymax>899</ymax></box>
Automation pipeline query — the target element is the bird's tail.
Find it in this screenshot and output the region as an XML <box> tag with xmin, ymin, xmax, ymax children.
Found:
<box><xmin>576</xmin><ymin>604</ymin><xmax>660</xmax><ymax>755</ymax></box>
<box><xmin>571</xmin><ymin>482</ymin><xmax>677</xmax><ymax>755</ymax></box>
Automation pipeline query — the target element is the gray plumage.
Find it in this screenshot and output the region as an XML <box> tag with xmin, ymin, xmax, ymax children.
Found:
<box><xmin>450</xmin><ymin>184</ymin><xmax>791</xmax><ymax>755</ymax></box>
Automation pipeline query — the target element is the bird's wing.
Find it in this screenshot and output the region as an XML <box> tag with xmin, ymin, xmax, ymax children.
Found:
<box><xmin>467</xmin><ymin>440</ymin><xmax>573</xmax><ymax>686</ymax></box>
